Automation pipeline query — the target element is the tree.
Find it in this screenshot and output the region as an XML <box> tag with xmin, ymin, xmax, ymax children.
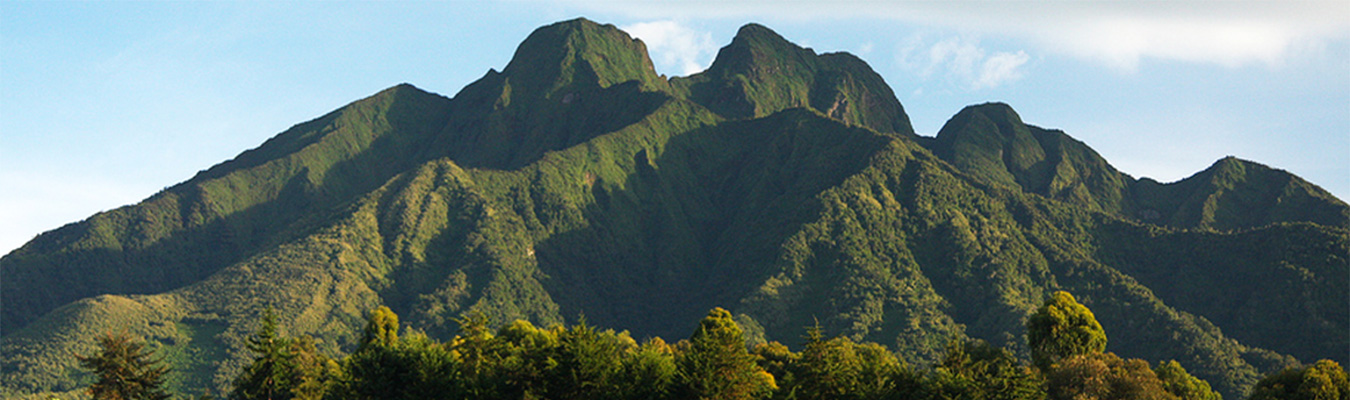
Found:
<box><xmin>927</xmin><ymin>339</ymin><xmax>1044</xmax><ymax>400</ymax></box>
<box><xmin>1045</xmin><ymin>352</ymin><xmax>1176</xmax><ymax>400</ymax></box>
<box><xmin>286</xmin><ymin>335</ymin><xmax>338</xmax><ymax>400</ymax></box>
<box><xmin>231</xmin><ymin>307</ymin><xmax>298</xmax><ymax>400</ymax></box>
<box><xmin>332</xmin><ymin>307</ymin><xmax>460</xmax><ymax>400</ymax></box>
<box><xmin>1027</xmin><ymin>291</ymin><xmax>1107</xmax><ymax>370</ymax></box>
<box><xmin>546</xmin><ymin>320</ymin><xmax>627</xmax><ymax>400</ymax></box>
<box><xmin>1248</xmin><ymin>360</ymin><xmax>1348</xmax><ymax>400</ymax></box>
<box><xmin>360</xmin><ymin>306</ymin><xmax>399</xmax><ymax>349</ymax></box>
<box><xmin>675</xmin><ymin>308</ymin><xmax>776</xmax><ymax>400</ymax></box>
<box><xmin>1154</xmin><ymin>360</ymin><xmax>1221</xmax><ymax>400</ymax></box>
<box><xmin>77</xmin><ymin>331</ymin><xmax>172</xmax><ymax>400</ymax></box>
<box><xmin>791</xmin><ymin>324</ymin><xmax>862</xmax><ymax>400</ymax></box>
<box><xmin>618</xmin><ymin>337</ymin><xmax>677</xmax><ymax>400</ymax></box>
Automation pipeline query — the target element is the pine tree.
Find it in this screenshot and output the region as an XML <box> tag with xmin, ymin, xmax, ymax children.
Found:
<box><xmin>230</xmin><ymin>307</ymin><xmax>298</xmax><ymax>400</ymax></box>
<box><xmin>77</xmin><ymin>331</ymin><xmax>172</xmax><ymax>400</ymax></box>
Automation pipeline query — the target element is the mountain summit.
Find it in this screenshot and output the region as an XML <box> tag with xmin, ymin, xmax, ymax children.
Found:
<box><xmin>3</xmin><ymin>18</ymin><xmax>1345</xmax><ymax>399</ymax></box>
<box><xmin>675</xmin><ymin>23</ymin><xmax>914</xmax><ymax>134</ymax></box>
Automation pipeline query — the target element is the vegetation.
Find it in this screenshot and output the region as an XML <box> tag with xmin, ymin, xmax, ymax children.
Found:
<box><xmin>78</xmin><ymin>331</ymin><xmax>172</xmax><ymax>400</ymax></box>
<box><xmin>1028</xmin><ymin>291</ymin><xmax>1108</xmax><ymax>370</ymax></box>
<box><xmin>63</xmin><ymin>297</ymin><xmax>1331</xmax><ymax>400</ymax></box>
<box><xmin>3</xmin><ymin>17</ymin><xmax>1346</xmax><ymax>400</ymax></box>
<box><xmin>1248</xmin><ymin>360</ymin><xmax>1349</xmax><ymax>400</ymax></box>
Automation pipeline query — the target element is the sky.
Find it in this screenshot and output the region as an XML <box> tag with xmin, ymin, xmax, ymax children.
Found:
<box><xmin>2</xmin><ymin>1</ymin><xmax>1348</xmax><ymax>256</ymax></box>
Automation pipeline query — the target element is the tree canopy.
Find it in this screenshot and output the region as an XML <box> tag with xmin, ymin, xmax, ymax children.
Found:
<box><xmin>1027</xmin><ymin>291</ymin><xmax>1108</xmax><ymax>370</ymax></box>
<box><xmin>78</xmin><ymin>331</ymin><xmax>172</xmax><ymax>400</ymax></box>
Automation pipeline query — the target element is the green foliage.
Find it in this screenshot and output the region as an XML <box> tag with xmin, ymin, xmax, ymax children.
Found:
<box><xmin>676</xmin><ymin>308</ymin><xmax>776</xmax><ymax>400</ymax></box>
<box><xmin>1156</xmin><ymin>360</ymin><xmax>1223</xmax><ymax>400</ymax></box>
<box><xmin>329</xmin><ymin>309</ymin><xmax>458</xmax><ymax>400</ymax></box>
<box><xmin>230</xmin><ymin>308</ymin><xmax>336</xmax><ymax>400</ymax></box>
<box><xmin>360</xmin><ymin>307</ymin><xmax>399</xmax><ymax>349</ymax></box>
<box><xmin>783</xmin><ymin>325</ymin><xmax>908</xmax><ymax>400</ymax></box>
<box><xmin>1045</xmin><ymin>352</ymin><xmax>1178</xmax><ymax>400</ymax></box>
<box><xmin>231</xmin><ymin>307</ymin><xmax>296</xmax><ymax>400</ymax></box>
<box><xmin>1248</xmin><ymin>360</ymin><xmax>1349</xmax><ymax>400</ymax></box>
<box><xmin>78</xmin><ymin>331</ymin><xmax>172</xmax><ymax>400</ymax></box>
<box><xmin>188</xmin><ymin>305</ymin><xmax>1243</xmax><ymax>400</ymax></box>
<box><xmin>920</xmin><ymin>339</ymin><xmax>1045</xmax><ymax>400</ymax></box>
<box><xmin>1028</xmin><ymin>291</ymin><xmax>1108</xmax><ymax>370</ymax></box>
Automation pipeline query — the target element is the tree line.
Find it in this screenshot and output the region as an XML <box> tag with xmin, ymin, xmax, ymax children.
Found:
<box><xmin>76</xmin><ymin>291</ymin><xmax>1345</xmax><ymax>400</ymax></box>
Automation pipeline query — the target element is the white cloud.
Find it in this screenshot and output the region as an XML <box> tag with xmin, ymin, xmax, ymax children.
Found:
<box><xmin>898</xmin><ymin>35</ymin><xmax>1029</xmax><ymax>90</ymax></box>
<box><xmin>620</xmin><ymin>21</ymin><xmax>718</xmax><ymax>76</ymax></box>
<box><xmin>554</xmin><ymin>0</ymin><xmax>1350</xmax><ymax>70</ymax></box>
<box><xmin>976</xmin><ymin>51</ymin><xmax>1029</xmax><ymax>89</ymax></box>
<box><xmin>857</xmin><ymin>42</ymin><xmax>875</xmax><ymax>56</ymax></box>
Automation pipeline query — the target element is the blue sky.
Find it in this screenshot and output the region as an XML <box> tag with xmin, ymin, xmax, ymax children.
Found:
<box><xmin>2</xmin><ymin>1</ymin><xmax>1347</xmax><ymax>255</ymax></box>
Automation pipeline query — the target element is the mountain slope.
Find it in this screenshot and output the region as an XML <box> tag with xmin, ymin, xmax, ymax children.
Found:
<box><xmin>3</xmin><ymin>18</ymin><xmax>1346</xmax><ymax>400</ymax></box>
<box><xmin>926</xmin><ymin>102</ymin><xmax>1350</xmax><ymax>230</ymax></box>
<box><xmin>2</xmin><ymin>84</ymin><xmax>454</xmax><ymax>333</ymax></box>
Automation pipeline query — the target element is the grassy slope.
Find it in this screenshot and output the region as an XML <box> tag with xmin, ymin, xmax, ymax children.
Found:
<box><xmin>4</xmin><ymin>18</ymin><xmax>1346</xmax><ymax>399</ymax></box>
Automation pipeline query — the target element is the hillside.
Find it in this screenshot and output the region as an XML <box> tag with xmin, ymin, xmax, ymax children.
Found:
<box><xmin>3</xmin><ymin>18</ymin><xmax>1346</xmax><ymax>399</ymax></box>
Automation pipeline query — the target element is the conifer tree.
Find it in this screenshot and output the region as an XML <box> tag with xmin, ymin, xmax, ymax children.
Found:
<box><xmin>675</xmin><ymin>308</ymin><xmax>775</xmax><ymax>400</ymax></box>
<box><xmin>78</xmin><ymin>331</ymin><xmax>172</xmax><ymax>400</ymax></box>
<box><xmin>230</xmin><ymin>307</ymin><xmax>297</xmax><ymax>400</ymax></box>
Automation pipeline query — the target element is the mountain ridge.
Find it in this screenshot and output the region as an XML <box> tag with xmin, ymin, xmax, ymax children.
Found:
<box><xmin>3</xmin><ymin>18</ymin><xmax>1345</xmax><ymax>399</ymax></box>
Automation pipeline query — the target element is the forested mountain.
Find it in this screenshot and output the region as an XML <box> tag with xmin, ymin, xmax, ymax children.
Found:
<box><xmin>3</xmin><ymin>18</ymin><xmax>1346</xmax><ymax>399</ymax></box>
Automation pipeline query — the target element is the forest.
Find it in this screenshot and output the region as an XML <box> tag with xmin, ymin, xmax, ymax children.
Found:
<box><xmin>74</xmin><ymin>292</ymin><xmax>1345</xmax><ymax>400</ymax></box>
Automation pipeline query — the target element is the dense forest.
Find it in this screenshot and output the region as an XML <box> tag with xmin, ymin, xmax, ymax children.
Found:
<box><xmin>69</xmin><ymin>292</ymin><xmax>1347</xmax><ymax>400</ymax></box>
<box><xmin>4</xmin><ymin>18</ymin><xmax>1346</xmax><ymax>400</ymax></box>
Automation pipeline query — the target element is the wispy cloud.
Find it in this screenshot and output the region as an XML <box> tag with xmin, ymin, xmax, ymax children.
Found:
<box><xmin>898</xmin><ymin>35</ymin><xmax>1029</xmax><ymax>90</ymax></box>
<box><xmin>620</xmin><ymin>20</ymin><xmax>717</xmax><ymax>76</ymax></box>
<box><xmin>555</xmin><ymin>0</ymin><xmax>1350</xmax><ymax>70</ymax></box>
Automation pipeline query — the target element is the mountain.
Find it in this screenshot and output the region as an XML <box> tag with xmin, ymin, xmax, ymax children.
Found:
<box><xmin>3</xmin><ymin>18</ymin><xmax>1346</xmax><ymax>399</ymax></box>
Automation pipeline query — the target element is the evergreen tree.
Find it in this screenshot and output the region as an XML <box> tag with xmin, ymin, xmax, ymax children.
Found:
<box><xmin>1027</xmin><ymin>291</ymin><xmax>1107</xmax><ymax>370</ymax></box>
<box><xmin>286</xmin><ymin>335</ymin><xmax>338</xmax><ymax>400</ymax></box>
<box><xmin>77</xmin><ymin>331</ymin><xmax>172</xmax><ymax>400</ymax></box>
<box><xmin>231</xmin><ymin>307</ymin><xmax>297</xmax><ymax>400</ymax></box>
<box><xmin>791</xmin><ymin>324</ymin><xmax>863</xmax><ymax>400</ymax></box>
<box><xmin>450</xmin><ymin>311</ymin><xmax>508</xmax><ymax>398</ymax></box>
<box><xmin>547</xmin><ymin>320</ymin><xmax>627</xmax><ymax>400</ymax></box>
<box><xmin>618</xmin><ymin>337</ymin><xmax>677</xmax><ymax>400</ymax></box>
<box><xmin>928</xmin><ymin>339</ymin><xmax>1045</xmax><ymax>400</ymax></box>
<box><xmin>675</xmin><ymin>308</ymin><xmax>776</xmax><ymax>400</ymax></box>
<box><xmin>332</xmin><ymin>307</ymin><xmax>460</xmax><ymax>400</ymax></box>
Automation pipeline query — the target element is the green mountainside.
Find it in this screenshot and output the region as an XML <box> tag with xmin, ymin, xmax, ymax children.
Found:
<box><xmin>3</xmin><ymin>18</ymin><xmax>1346</xmax><ymax>399</ymax></box>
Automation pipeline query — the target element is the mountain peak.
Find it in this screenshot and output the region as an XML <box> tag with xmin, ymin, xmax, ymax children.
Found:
<box><xmin>501</xmin><ymin>18</ymin><xmax>663</xmax><ymax>96</ymax></box>
<box><xmin>674</xmin><ymin>23</ymin><xmax>914</xmax><ymax>134</ymax></box>
<box><xmin>1131</xmin><ymin>155</ymin><xmax>1350</xmax><ymax>230</ymax></box>
<box><xmin>729</xmin><ymin>23</ymin><xmax>796</xmax><ymax>49</ymax></box>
